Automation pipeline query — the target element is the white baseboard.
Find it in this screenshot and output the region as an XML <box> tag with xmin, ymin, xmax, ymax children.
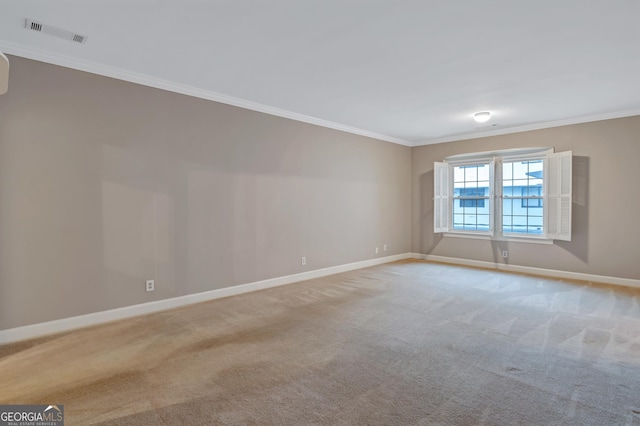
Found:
<box><xmin>3</xmin><ymin>252</ymin><xmax>638</xmax><ymax>345</ymax></box>
<box><xmin>411</xmin><ymin>253</ymin><xmax>640</xmax><ymax>289</ymax></box>
<box><xmin>0</xmin><ymin>253</ymin><xmax>413</xmax><ymax>345</ymax></box>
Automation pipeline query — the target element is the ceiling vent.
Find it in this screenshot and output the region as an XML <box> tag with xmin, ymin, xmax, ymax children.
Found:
<box><xmin>25</xmin><ymin>19</ymin><xmax>88</xmax><ymax>44</ymax></box>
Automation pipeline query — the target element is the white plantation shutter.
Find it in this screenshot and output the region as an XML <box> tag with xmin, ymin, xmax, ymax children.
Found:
<box><xmin>434</xmin><ymin>162</ymin><xmax>450</xmax><ymax>233</ymax></box>
<box><xmin>546</xmin><ymin>151</ymin><xmax>572</xmax><ymax>241</ymax></box>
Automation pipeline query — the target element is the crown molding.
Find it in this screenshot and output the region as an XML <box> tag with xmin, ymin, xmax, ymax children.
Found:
<box><xmin>0</xmin><ymin>42</ymin><xmax>412</xmax><ymax>147</ymax></box>
<box><xmin>3</xmin><ymin>42</ymin><xmax>639</xmax><ymax>149</ymax></box>
<box><xmin>413</xmin><ymin>109</ymin><xmax>640</xmax><ymax>147</ymax></box>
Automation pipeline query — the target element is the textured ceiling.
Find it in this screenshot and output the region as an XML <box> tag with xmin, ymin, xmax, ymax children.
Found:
<box><xmin>1</xmin><ymin>1</ymin><xmax>639</xmax><ymax>146</ymax></box>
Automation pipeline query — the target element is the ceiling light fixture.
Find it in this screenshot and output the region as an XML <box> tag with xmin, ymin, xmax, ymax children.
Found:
<box><xmin>473</xmin><ymin>111</ymin><xmax>491</xmax><ymax>123</ymax></box>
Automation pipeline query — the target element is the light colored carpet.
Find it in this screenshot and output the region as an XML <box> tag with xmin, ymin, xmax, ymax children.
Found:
<box><xmin>1</xmin><ymin>260</ymin><xmax>640</xmax><ymax>425</ymax></box>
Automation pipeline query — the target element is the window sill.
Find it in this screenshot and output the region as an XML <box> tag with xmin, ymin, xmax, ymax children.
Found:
<box><xmin>444</xmin><ymin>232</ymin><xmax>554</xmax><ymax>245</ymax></box>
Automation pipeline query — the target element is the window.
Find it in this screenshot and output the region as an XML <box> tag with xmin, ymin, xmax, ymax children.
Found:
<box><xmin>452</xmin><ymin>164</ymin><xmax>490</xmax><ymax>231</ymax></box>
<box><xmin>434</xmin><ymin>148</ymin><xmax>572</xmax><ymax>241</ymax></box>
<box><xmin>503</xmin><ymin>160</ymin><xmax>544</xmax><ymax>235</ymax></box>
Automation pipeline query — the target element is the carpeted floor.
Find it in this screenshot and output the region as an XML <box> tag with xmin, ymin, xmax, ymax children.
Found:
<box><xmin>1</xmin><ymin>260</ymin><xmax>640</xmax><ymax>425</ymax></box>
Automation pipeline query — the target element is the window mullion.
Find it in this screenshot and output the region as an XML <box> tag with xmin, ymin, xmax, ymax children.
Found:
<box><xmin>493</xmin><ymin>157</ymin><xmax>502</xmax><ymax>238</ymax></box>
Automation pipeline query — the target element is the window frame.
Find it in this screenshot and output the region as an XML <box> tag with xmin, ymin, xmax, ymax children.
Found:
<box><xmin>450</xmin><ymin>160</ymin><xmax>493</xmax><ymax>235</ymax></box>
<box><xmin>433</xmin><ymin>148</ymin><xmax>572</xmax><ymax>243</ymax></box>
<box><xmin>500</xmin><ymin>152</ymin><xmax>547</xmax><ymax>239</ymax></box>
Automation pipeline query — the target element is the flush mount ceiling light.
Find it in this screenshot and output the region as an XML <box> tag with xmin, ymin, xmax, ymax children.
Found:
<box><xmin>473</xmin><ymin>111</ymin><xmax>491</xmax><ymax>123</ymax></box>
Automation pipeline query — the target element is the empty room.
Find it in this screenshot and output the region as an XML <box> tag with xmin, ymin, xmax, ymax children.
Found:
<box><xmin>1</xmin><ymin>1</ymin><xmax>639</xmax><ymax>425</ymax></box>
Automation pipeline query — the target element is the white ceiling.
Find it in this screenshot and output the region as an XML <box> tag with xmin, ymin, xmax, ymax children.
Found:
<box><xmin>1</xmin><ymin>1</ymin><xmax>639</xmax><ymax>147</ymax></box>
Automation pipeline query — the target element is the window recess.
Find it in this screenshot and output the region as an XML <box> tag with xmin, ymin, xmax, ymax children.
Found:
<box><xmin>434</xmin><ymin>148</ymin><xmax>572</xmax><ymax>242</ymax></box>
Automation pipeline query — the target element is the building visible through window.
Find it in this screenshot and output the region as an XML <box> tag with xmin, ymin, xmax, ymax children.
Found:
<box><xmin>458</xmin><ymin>188</ymin><xmax>486</xmax><ymax>208</ymax></box>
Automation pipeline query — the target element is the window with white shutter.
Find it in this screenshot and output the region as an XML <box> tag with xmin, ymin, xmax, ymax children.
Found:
<box><xmin>434</xmin><ymin>148</ymin><xmax>572</xmax><ymax>242</ymax></box>
<box><xmin>546</xmin><ymin>150</ymin><xmax>572</xmax><ymax>241</ymax></box>
<box><xmin>433</xmin><ymin>162</ymin><xmax>450</xmax><ymax>233</ymax></box>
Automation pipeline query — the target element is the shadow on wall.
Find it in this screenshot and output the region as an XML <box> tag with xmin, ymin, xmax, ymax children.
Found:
<box><xmin>419</xmin><ymin>167</ymin><xmax>510</xmax><ymax>264</ymax></box>
<box><xmin>556</xmin><ymin>155</ymin><xmax>589</xmax><ymax>263</ymax></box>
<box><xmin>419</xmin><ymin>170</ymin><xmax>442</xmax><ymax>253</ymax></box>
<box><xmin>490</xmin><ymin>240</ymin><xmax>509</xmax><ymax>265</ymax></box>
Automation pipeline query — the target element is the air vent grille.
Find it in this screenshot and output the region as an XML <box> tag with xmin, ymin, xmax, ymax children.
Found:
<box><xmin>24</xmin><ymin>19</ymin><xmax>88</xmax><ymax>44</ymax></box>
<box><xmin>29</xmin><ymin>21</ymin><xmax>43</xmax><ymax>32</ymax></box>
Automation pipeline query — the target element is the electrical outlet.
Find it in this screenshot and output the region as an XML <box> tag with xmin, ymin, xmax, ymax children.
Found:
<box><xmin>383</xmin><ymin>244</ymin><xmax>387</xmax><ymax>251</ymax></box>
<box><xmin>301</xmin><ymin>257</ymin><xmax>306</xmax><ymax>266</ymax></box>
<box><xmin>375</xmin><ymin>247</ymin><xmax>379</xmax><ymax>254</ymax></box>
<box><xmin>146</xmin><ymin>279</ymin><xmax>155</xmax><ymax>292</ymax></box>
<box><xmin>502</xmin><ymin>251</ymin><xmax>508</xmax><ymax>258</ymax></box>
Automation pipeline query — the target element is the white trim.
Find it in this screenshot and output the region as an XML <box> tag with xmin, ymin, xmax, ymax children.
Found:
<box><xmin>444</xmin><ymin>147</ymin><xmax>551</xmax><ymax>162</ymax></box>
<box><xmin>444</xmin><ymin>232</ymin><xmax>493</xmax><ymax>240</ymax></box>
<box><xmin>4</xmin><ymin>43</ymin><xmax>640</xmax><ymax>149</ymax></box>
<box><xmin>415</xmin><ymin>109</ymin><xmax>640</xmax><ymax>147</ymax></box>
<box><xmin>443</xmin><ymin>233</ymin><xmax>554</xmax><ymax>244</ymax></box>
<box><xmin>0</xmin><ymin>42</ymin><xmax>411</xmax><ymax>147</ymax></box>
<box><xmin>411</xmin><ymin>253</ymin><xmax>640</xmax><ymax>289</ymax></box>
<box><xmin>2</xmin><ymin>252</ymin><xmax>638</xmax><ymax>345</ymax></box>
<box><xmin>497</xmin><ymin>236</ymin><xmax>553</xmax><ymax>245</ymax></box>
<box><xmin>0</xmin><ymin>253</ymin><xmax>412</xmax><ymax>345</ymax></box>
<box><xmin>0</xmin><ymin>51</ymin><xmax>8</xmax><ymax>95</ymax></box>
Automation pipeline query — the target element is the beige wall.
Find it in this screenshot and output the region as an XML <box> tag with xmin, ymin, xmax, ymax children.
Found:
<box><xmin>2</xmin><ymin>55</ymin><xmax>638</xmax><ymax>331</ymax></box>
<box><xmin>0</xmin><ymin>57</ymin><xmax>412</xmax><ymax>329</ymax></box>
<box><xmin>412</xmin><ymin>116</ymin><xmax>640</xmax><ymax>280</ymax></box>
